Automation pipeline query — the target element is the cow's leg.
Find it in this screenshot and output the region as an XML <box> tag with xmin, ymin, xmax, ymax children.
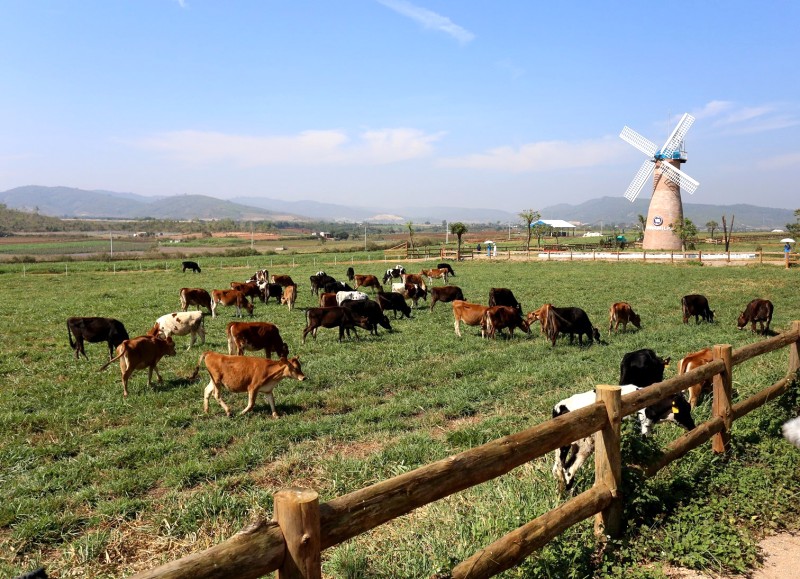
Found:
<box><xmin>211</xmin><ymin>301</ymin><xmax>217</xmax><ymax>318</ymax></box>
<box><xmin>454</xmin><ymin>318</ymin><xmax>462</xmax><ymax>337</ymax></box>
<box><xmin>564</xmin><ymin>439</ymin><xmax>594</xmax><ymax>492</ymax></box>
<box><xmin>197</xmin><ymin>325</ymin><xmax>206</xmax><ymax>346</ymax></box>
<box><xmin>204</xmin><ymin>379</ymin><xmax>230</xmax><ymax>416</ymax></box>
<box><xmin>187</xmin><ymin>332</ymin><xmax>195</xmax><ymax>351</ymax></box>
<box><xmin>77</xmin><ymin>337</ymin><xmax>88</xmax><ymax>360</ymax></box>
<box><xmin>152</xmin><ymin>364</ymin><xmax>164</xmax><ymax>384</ymax></box>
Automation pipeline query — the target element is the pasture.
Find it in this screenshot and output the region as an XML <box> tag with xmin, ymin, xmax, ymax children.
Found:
<box><xmin>1</xmin><ymin>257</ymin><xmax>799</xmax><ymax>578</ymax></box>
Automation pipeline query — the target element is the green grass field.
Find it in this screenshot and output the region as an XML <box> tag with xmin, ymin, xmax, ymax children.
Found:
<box><xmin>1</xmin><ymin>257</ymin><xmax>798</xmax><ymax>578</ymax></box>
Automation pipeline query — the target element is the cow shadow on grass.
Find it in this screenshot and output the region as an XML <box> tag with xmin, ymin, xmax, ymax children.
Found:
<box><xmin>152</xmin><ymin>377</ymin><xmax>196</xmax><ymax>393</ymax></box>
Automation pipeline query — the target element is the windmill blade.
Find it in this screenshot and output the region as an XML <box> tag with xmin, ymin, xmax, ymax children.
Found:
<box><xmin>659</xmin><ymin>161</ymin><xmax>700</xmax><ymax>194</ymax></box>
<box><xmin>660</xmin><ymin>113</ymin><xmax>695</xmax><ymax>158</ymax></box>
<box><xmin>620</xmin><ymin>126</ymin><xmax>657</xmax><ymax>157</ymax></box>
<box><xmin>624</xmin><ymin>159</ymin><xmax>655</xmax><ymax>202</ymax></box>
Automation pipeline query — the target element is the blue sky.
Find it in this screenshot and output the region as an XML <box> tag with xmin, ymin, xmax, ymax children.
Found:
<box><xmin>2</xmin><ymin>1</ymin><xmax>799</xmax><ymax>211</ymax></box>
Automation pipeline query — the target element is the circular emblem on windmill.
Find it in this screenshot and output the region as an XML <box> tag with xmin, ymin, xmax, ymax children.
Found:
<box><xmin>653</xmin><ymin>216</ymin><xmax>663</xmax><ymax>226</ymax></box>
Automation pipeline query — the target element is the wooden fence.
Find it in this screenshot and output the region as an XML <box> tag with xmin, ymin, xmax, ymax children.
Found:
<box><xmin>132</xmin><ymin>323</ymin><xmax>800</xmax><ymax>579</ymax></box>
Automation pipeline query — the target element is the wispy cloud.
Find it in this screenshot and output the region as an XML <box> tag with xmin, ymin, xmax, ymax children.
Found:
<box><xmin>135</xmin><ymin>128</ymin><xmax>443</xmax><ymax>167</ymax></box>
<box><xmin>438</xmin><ymin>137</ymin><xmax>626</xmax><ymax>172</ymax></box>
<box><xmin>378</xmin><ymin>0</ymin><xmax>475</xmax><ymax>44</ymax></box>
<box><xmin>693</xmin><ymin>100</ymin><xmax>799</xmax><ymax>135</ymax></box>
<box><xmin>175</xmin><ymin>0</ymin><xmax>188</xmax><ymax>8</ymax></box>
<box><xmin>757</xmin><ymin>151</ymin><xmax>800</xmax><ymax>170</ymax></box>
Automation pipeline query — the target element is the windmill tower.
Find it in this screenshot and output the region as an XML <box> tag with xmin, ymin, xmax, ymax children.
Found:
<box><xmin>620</xmin><ymin>114</ymin><xmax>700</xmax><ymax>250</ymax></box>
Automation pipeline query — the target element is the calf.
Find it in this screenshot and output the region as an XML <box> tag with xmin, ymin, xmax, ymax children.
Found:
<box><xmin>310</xmin><ymin>273</ymin><xmax>336</xmax><ymax>296</ymax></box>
<box><xmin>180</xmin><ymin>288</ymin><xmax>213</xmax><ymax>314</ymax></box>
<box><xmin>354</xmin><ymin>274</ymin><xmax>382</xmax><ymax>293</ymax></box>
<box><xmin>737</xmin><ymin>298</ymin><xmax>773</xmax><ymax>334</ymax></box>
<box><xmin>552</xmin><ymin>385</ymin><xmax>695</xmax><ymax>492</ymax></box>
<box><xmin>376</xmin><ymin>290</ymin><xmax>412</xmax><ymax>319</ymax></box>
<box><xmin>270</xmin><ymin>274</ymin><xmax>295</xmax><ymax>287</ymax></box>
<box><xmin>281</xmin><ymin>284</ymin><xmax>297</xmax><ymax>311</ymax></box>
<box><xmin>336</xmin><ymin>290</ymin><xmax>368</xmax><ymax>306</ymax></box>
<box><xmin>437</xmin><ymin>262</ymin><xmax>455</xmax><ymax>277</ymax></box>
<box><xmin>545</xmin><ymin>307</ymin><xmax>601</xmax><ymax>346</ymax></box>
<box><xmin>346</xmin><ymin>266</ymin><xmax>355</xmax><ymax>281</ymax></box>
<box><xmin>527</xmin><ymin>304</ymin><xmax>553</xmax><ymax>335</ymax></box>
<box><xmin>608</xmin><ymin>302</ymin><xmax>641</xmax><ymax>332</ymax></box>
<box><xmin>192</xmin><ymin>351</ymin><xmax>306</xmax><ymax>417</ymax></box>
<box><xmin>211</xmin><ymin>289</ymin><xmax>254</xmax><ymax>318</ymax></box>
<box><xmin>482</xmin><ymin>305</ymin><xmax>530</xmax><ymax>339</ymax></box>
<box><xmin>421</xmin><ymin>267</ymin><xmax>449</xmax><ymax>284</ymax></box>
<box><xmin>67</xmin><ymin>317</ymin><xmax>129</xmax><ymax>360</ymax></box>
<box><xmin>452</xmin><ymin>300</ymin><xmax>490</xmax><ymax>338</ymax></box>
<box><xmin>302</xmin><ymin>306</ymin><xmax>372</xmax><ymax>343</ymax></box>
<box><xmin>682</xmin><ymin>294</ymin><xmax>714</xmax><ymax>324</ymax></box>
<box><xmin>182</xmin><ymin>260</ymin><xmax>201</xmax><ymax>273</ymax></box>
<box><xmin>488</xmin><ymin>288</ymin><xmax>522</xmax><ymax>313</ymax></box>
<box><xmin>619</xmin><ymin>349</ymin><xmax>670</xmax><ymax>387</ymax></box>
<box><xmin>430</xmin><ymin>285</ymin><xmax>464</xmax><ymax>310</ymax></box>
<box><xmin>341</xmin><ymin>299</ymin><xmax>392</xmax><ymax>335</ymax></box>
<box><xmin>99</xmin><ymin>334</ymin><xmax>176</xmax><ymax>398</ymax></box>
<box><xmin>230</xmin><ymin>281</ymin><xmax>264</xmax><ymax>303</ymax></box>
<box><xmin>678</xmin><ymin>347</ymin><xmax>714</xmax><ymax>408</ymax></box>
<box><xmin>226</xmin><ymin>321</ymin><xmax>289</xmax><ymax>358</ymax></box>
<box><xmin>153</xmin><ymin>311</ymin><xmax>205</xmax><ymax>350</ymax></box>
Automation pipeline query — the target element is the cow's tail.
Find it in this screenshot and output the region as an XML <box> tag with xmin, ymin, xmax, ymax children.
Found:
<box><xmin>67</xmin><ymin>320</ymin><xmax>75</xmax><ymax>350</ymax></box>
<box><xmin>189</xmin><ymin>352</ymin><xmax>208</xmax><ymax>381</ymax></box>
<box><xmin>98</xmin><ymin>343</ymin><xmax>127</xmax><ymax>372</ymax></box>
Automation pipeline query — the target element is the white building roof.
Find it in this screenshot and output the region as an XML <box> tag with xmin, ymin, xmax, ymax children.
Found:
<box><xmin>534</xmin><ymin>219</ymin><xmax>576</xmax><ymax>229</ymax></box>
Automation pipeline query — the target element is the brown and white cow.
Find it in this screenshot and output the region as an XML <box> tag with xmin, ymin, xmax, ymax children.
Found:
<box><xmin>678</xmin><ymin>348</ymin><xmax>714</xmax><ymax>408</ymax></box>
<box><xmin>192</xmin><ymin>352</ymin><xmax>306</xmax><ymax>417</ymax></box>
<box><xmin>421</xmin><ymin>267</ymin><xmax>449</xmax><ymax>284</ymax></box>
<box><xmin>180</xmin><ymin>288</ymin><xmax>213</xmax><ymax>314</ymax></box>
<box><xmin>230</xmin><ymin>281</ymin><xmax>265</xmax><ymax>303</ymax></box>
<box><xmin>353</xmin><ymin>274</ymin><xmax>382</xmax><ymax>293</ymax></box>
<box><xmin>153</xmin><ymin>311</ymin><xmax>206</xmax><ymax>350</ymax></box>
<box><xmin>608</xmin><ymin>302</ymin><xmax>642</xmax><ymax>333</ymax></box>
<box><xmin>99</xmin><ymin>333</ymin><xmax>177</xmax><ymax>398</ymax></box>
<box><xmin>281</xmin><ymin>284</ymin><xmax>297</xmax><ymax>311</ymax></box>
<box><xmin>452</xmin><ymin>300</ymin><xmax>490</xmax><ymax>338</ymax></box>
<box><xmin>67</xmin><ymin>316</ymin><xmax>130</xmax><ymax>360</ymax></box>
<box><xmin>271</xmin><ymin>274</ymin><xmax>295</xmax><ymax>287</ymax></box>
<box><xmin>482</xmin><ymin>306</ymin><xmax>531</xmax><ymax>339</ymax></box>
<box><xmin>430</xmin><ymin>286</ymin><xmax>464</xmax><ymax>310</ymax></box>
<box><xmin>737</xmin><ymin>299</ymin><xmax>773</xmax><ymax>334</ymax></box>
<box><xmin>401</xmin><ymin>273</ymin><xmax>427</xmax><ymax>291</ymax></box>
<box><xmin>211</xmin><ymin>289</ymin><xmax>254</xmax><ymax>318</ymax></box>
<box><xmin>226</xmin><ymin>321</ymin><xmax>289</xmax><ymax>358</ymax></box>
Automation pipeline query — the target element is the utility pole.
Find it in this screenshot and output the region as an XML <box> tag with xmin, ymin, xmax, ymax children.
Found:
<box><xmin>446</xmin><ymin>221</ymin><xmax>449</xmax><ymax>244</ymax></box>
<box><xmin>110</xmin><ymin>232</ymin><xmax>113</xmax><ymax>259</ymax></box>
<box><xmin>364</xmin><ymin>225</ymin><xmax>367</xmax><ymax>251</ymax></box>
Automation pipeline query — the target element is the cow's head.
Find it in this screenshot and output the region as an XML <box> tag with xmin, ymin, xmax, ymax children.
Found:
<box><xmin>378</xmin><ymin>314</ymin><xmax>392</xmax><ymax>331</ymax></box>
<box><xmin>244</xmin><ymin>300</ymin><xmax>255</xmax><ymax>316</ymax></box>
<box><xmin>147</xmin><ymin>323</ymin><xmax>161</xmax><ymax>338</ymax></box>
<box><xmin>630</xmin><ymin>312</ymin><xmax>642</xmax><ymax>329</ymax></box>
<box><xmin>736</xmin><ymin>312</ymin><xmax>748</xmax><ymax>330</ymax></box>
<box><xmin>281</xmin><ymin>356</ymin><xmax>306</xmax><ymax>381</ymax></box>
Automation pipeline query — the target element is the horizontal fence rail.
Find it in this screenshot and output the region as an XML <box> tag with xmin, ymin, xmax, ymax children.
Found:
<box><xmin>132</xmin><ymin>322</ymin><xmax>800</xmax><ymax>579</ymax></box>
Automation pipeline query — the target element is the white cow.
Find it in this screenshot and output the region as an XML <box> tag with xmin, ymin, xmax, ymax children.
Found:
<box><xmin>336</xmin><ymin>290</ymin><xmax>368</xmax><ymax>306</ymax></box>
<box><xmin>391</xmin><ymin>282</ymin><xmax>405</xmax><ymax>294</ymax></box>
<box><xmin>153</xmin><ymin>311</ymin><xmax>206</xmax><ymax>351</ymax></box>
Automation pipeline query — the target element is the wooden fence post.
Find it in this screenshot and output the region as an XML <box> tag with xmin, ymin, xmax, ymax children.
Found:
<box><xmin>594</xmin><ymin>385</ymin><xmax>623</xmax><ymax>539</ymax></box>
<box><xmin>711</xmin><ymin>345</ymin><xmax>733</xmax><ymax>454</ymax></box>
<box><xmin>790</xmin><ymin>321</ymin><xmax>800</xmax><ymax>374</ymax></box>
<box><xmin>274</xmin><ymin>488</ymin><xmax>321</xmax><ymax>579</ymax></box>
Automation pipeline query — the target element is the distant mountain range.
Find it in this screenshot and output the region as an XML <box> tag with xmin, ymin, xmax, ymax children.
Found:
<box><xmin>0</xmin><ymin>186</ymin><xmax>795</xmax><ymax>230</ymax></box>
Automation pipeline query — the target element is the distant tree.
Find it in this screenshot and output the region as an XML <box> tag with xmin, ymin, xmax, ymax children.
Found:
<box><xmin>721</xmin><ymin>214</ymin><xmax>735</xmax><ymax>252</ymax></box>
<box><xmin>518</xmin><ymin>209</ymin><xmax>540</xmax><ymax>251</ymax></box>
<box><xmin>672</xmin><ymin>218</ymin><xmax>699</xmax><ymax>251</ymax></box>
<box><xmin>637</xmin><ymin>214</ymin><xmax>646</xmax><ymax>241</ymax></box>
<box><xmin>705</xmin><ymin>220</ymin><xmax>719</xmax><ymax>241</ymax></box>
<box><xmin>449</xmin><ymin>222</ymin><xmax>468</xmax><ymax>260</ymax></box>
<box><xmin>531</xmin><ymin>222</ymin><xmax>551</xmax><ymax>247</ymax></box>
<box><xmin>786</xmin><ymin>209</ymin><xmax>800</xmax><ymax>238</ymax></box>
<box><xmin>406</xmin><ymin>221</ymin><xmax>415</xmax><ymax>250</ymax></box>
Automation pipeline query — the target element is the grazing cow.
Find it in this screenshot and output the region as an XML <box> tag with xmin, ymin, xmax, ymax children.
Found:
<box><xmin>211</xmin><ymin>289</ymin><xmax>254</xmax><ymax>318</ymax></box>
<box><xmin>382</xmin><ymin>265</ymin><xmax>406</xmax><ymax>284</ymax></box>
<box><xmin>319</xmin><ymin>292</ymin><xmax>338</xmax><ymax>307</ymax></box>
<box><xmin>302</xmin><ymin>306</ymin><xmax>371</xmax><ymax>343</ymax></box>
<box><xmin>488</xmin><ymin>288</ymin><xmax>522</xmax><ymax>313</ymax></box>
<box><xmin>230</xmin><ymin>281</ymin><xmax>264</xmax><ymax>303</ymax></box>
<box><xmin>324</xmin><ymin>281</ymin><xmax>354</xmax><ymax>294</ymax></box>
<box><xmin>262</xmin><ymin>283</ymin><xmax>284</xmax><ymax>304</ymax></box>
<box><xmin>98</xmin><ymin>334</ymin><xmax>176</xmax><ymax>398</ymax></box>
<box><xmin>341</xmin><ymin>299</ymin><xmax>392</xmax><ymax>335</ymax></box>
<box><xmin>608</xmin><ymin>302</ymin><xmax>642</xmax><ymax>333</ymax></box>
<box><xmin>182</xmin><ymin>260</ymin><xmax>201</xmax><ymax>273</ymax></box>
<box><xmin>737</xmin><ymin>298</ymin><xmax>774</xmax><ymax>334</ymax></box>
<box><xmin>153</xmin><ymin>311</ymin><xmax>205</xmax><ymax>350</ymax></box>
<box><xmin>310</xmin><ymin>273</ymin><xmax>336</xmax><ymax>296</ymax></box>
<box><xmin>619</xmin><ymin>349</ymin><xmax>670</xmax><ymax>387</ymax></box>
<box><xmin>482</xmin><ymin>306</ymin><xmax>530</xmax><ymax>339</ymax></box>
<box><xmin>452</xmin><ymin>300</ymin><xmax>490</xmax><ymax>338</ymax></box>
<box><xmin>681</xmin><ymin>294</ymin><xmax>714</xmax><ymax>324</ymax></box>
<box><xmin>336</xmin><ymin>290</ymin><xmax>369</xmax><ymax>306</ymax></box>
<box><xmin>192</xmin><ymin>351</ymin><xmax>306</xmax><ymax>417</ymax></box>
<box><xmin>421</xmin><ymin>267</ymin><xmax>449</xmax><ymax>284</ymax></box>
<box><xmin>430</xmin><ymin>285</ymin><xmax>465</xmax><ymax>310</ymax></box>
<box><xmin>226</xmin><ymin>321</ymin><xmax>289</xmax><ymax>358</ymax></box>
<box><xmin>67</xmin><ymin>317</ymin><xmax>130</xmax><ymax>360</ymax></box>
<box><xmin>247</xmin><ymin>269</ymin><xmax>269</xmax><ymax>285</ymax></box>
<box><xmin>437</xmin><ymin>262</ymin><xmax>455</xmax><ymax>277</ymax></box>
<box><xmin>527</xmin><ymin>304</ymin><xmax>553</xmax><ymax>335</ymax></box>
<box><xmin>678</xmin><ymin>348</ymin><xmax>714</xmax><ymax>408</ymax></box>
<box><xmin>270</xmin><ymin>274</ymin><xmax>295</xmax><ymax>287</ymax></box>
<box><xmin>180</xmin><ymin>288</ymin><xmax>213</xmax><ymax>314</ymax></box>
<box><xmin>346</xmin><ymin>266</ymin><xmax>355</xmax><ymax>281</ymax></box>
<box><xmin>376</xmin><ymin>290</ymin><xmax>412</xmax><ymax>319</ymax></box>
<box><xmin>353</xmin><ymin>274</ymin><xmax>382</xmax><ymax>293</ymax></box>
<box><xmin>401</xmin><ymin>273</ymin><xmax>427</xmax><ymax>291</ymax></box>
<box><xmin>545</xmin><ymin>307</ymin><xmax>601</xmax><ymax>346</ymax></box>
<box><xmin>281</xmin><ymin>284</ymin><xmax>297</xmax><ymax>311</ymax></box>
<box><xmin>552</xmin><ymin>385</ymin><xmax>695</xmax><ymax>491</ymax></box>
<box><xmin>393</xmin><ymin>282</ymin><xmax>427</xmax><ymax>307</ymax></box>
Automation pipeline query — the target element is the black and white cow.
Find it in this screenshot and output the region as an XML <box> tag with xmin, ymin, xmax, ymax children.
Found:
<box><xmin>382</xmin><ymin>264</ymin><xmax>406</xmax><ymax>285</ymax></box>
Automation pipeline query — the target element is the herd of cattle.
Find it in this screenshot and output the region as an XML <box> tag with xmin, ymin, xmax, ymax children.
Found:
<box><xmin>66</xmin><ymin>260</ymin><xmax>780</xmax><ymax>490</ymax></box>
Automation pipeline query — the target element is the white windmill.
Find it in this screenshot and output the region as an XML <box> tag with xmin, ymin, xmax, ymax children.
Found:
<box><xmin>620</xmin><ymin>113</ymin><xmax>700</xmax><ymax>250</ymax></box>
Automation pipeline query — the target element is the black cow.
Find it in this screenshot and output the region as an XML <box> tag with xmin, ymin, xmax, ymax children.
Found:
<box><xmin>67</xmin><ymin>317</ymin><xmax>129</xmax><ymax>360</ymax></box>
<box><xmin>324</xmin><ymin>281</ymin><xmax>354</xmax><ymax>294</ymax></box>
<box><xmin>346</xmin><ymin>267</ymin><xmax>355</xmax><ymax>281</ymax></box>
<box><xmin>376</xmin><ymin>291</ymin><xmax>412</xmax><ymax>319</ymax></box>
<box><xmin>737</xmin><ymin>298</ymin><xmax>773</xmax><ymax>334</ymax></box>
<box><xmin>310</xmin><ymin>273</ymin><xmax>337</xmax><ymax>296</ymax></box>
<box><xmin>488</xmin><ymin>288</ymin><xmax>522</xmax><ymax>313</ymax></box>
<box><xmin>430</xmin><ymin>286</ymin><xmax>465</xmax><ymax>310</ymax></box>
<box><xmin>182</xmin><ymin>260</ymin><xmax>201</xmax><ymax>273</ymax></box>
<box><xmin>302</xmin><ymin>307</ymin><xmax>371</xmax><ymax>343</ymax></box>
<box><xmin>341</xmin><ymin>299</ymin><xmax>392</xmax><ymax>335</ymax></box>
<box><xmin>261</xmin><ymin>283</ymin><xmax>284</xmax><ymax>304</ymax></box>
<box><xmin>437</xmin><ymin>262</ymin><xmax>455</xmax><ymax>277</ymax></box>
<box><xmin>545</xmin><ymin>307</ymin><xmax>601</xmax><ymax>346</ymax></box>
<box><xmin>619</xmin><ymin>349</ymin><xmax>670</xmax><ymax>387</ymax></box>
<box><xmin>682</xmin><ymin>294</ymin><xmax>714</xmax><ymax>324</ymax></box>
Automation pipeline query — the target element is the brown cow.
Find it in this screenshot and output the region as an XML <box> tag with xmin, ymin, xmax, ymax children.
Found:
<box><xmin>302</xmin><ymin>306</ymin><xmax>371</xmax><ymax>343</ymax></box>
<box><xmin>180</xmin><ymin>288</ymin><xmax>213</xmax><ymax>314</ymax></box>
<box><xmin>230</xmin><ymin>281</ymin><xmax>265</xmax><ymax>303</ymax></box>
<box><xmin>527</xmin><ymin>304</ymin><xmax>553</xmax><ymax>335</ymax></box>
<box><xmin>737</xmin><ymin>299</ymin><xmax>773</xmax><ymax>334</ymax></box>
<box><xmin>226</xmin><ymin>321</ymin><xmax>289</xmax><ymax>358</ymax></box>
<box><xmin>678</xmin><ymin>348</ymin><xmax>714</xmax><ymax>408</ymax></box>
<box><xmin>98</xmin><ymin>333</ymin><xmax>177</xmax><ymax>398</ymax></box>
<box><xmin>271</xmin><ymin>274</ymin><xmax>295</xmax><ymax>287</ymax></box>
<box><xmin>452</xmin><ymin>300</ymin><xmax>490</xmax><ymax>338</ymax></box>
<box><xmin>192</xmin><ymin>351</ymin><xmax>306</xmax><ymax>417</ymax></box>
<box><xmin>430</xmin><ymin>286</ymin><xmax>464</xmax><ymax>310</ymax></box>
<box><xmin>682</xmin><ymin>294</ymin><xmax>714</xmax><ymax>324</ymax></box>
<box><xmin>319</xmin><ymin>292</ymin><xmax>337</xmax><ymax>307</ymax></box>
<box><xmin>483</xmin><ymin>306</ymin><xmax>531</xmax><ymax>339</ymax></box>
<box><xmin>281</xmin><ymin>284</ymin><xmax>297</xmax><ymax>311</ymax></box>
<box><xmin>608</xmin><ymin>302</ymin><xmax>642</xmax><ymax>332</ymax></box>
<box><xmin>353</xmin><ymin>274</ymin><xmax>382</xmax><ymax>293</ymax></box>
<box><xmin>421</xmin><ymin>267</ymin><xmax>449</xmax><ymax>284</ymax></box>
<box><xmin>211</xmin><ymin>289</ymin><xmax>254</xmax><ymax>318</ymax></box>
